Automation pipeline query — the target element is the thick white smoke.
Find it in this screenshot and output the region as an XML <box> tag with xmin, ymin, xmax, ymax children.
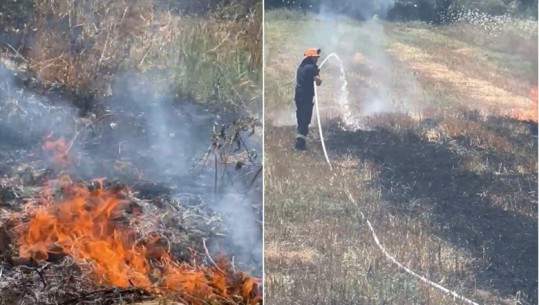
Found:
<box><xmin>292</xmin><ymin>1</ymin><xmax>423</xmax><ymax>124</ymax></box>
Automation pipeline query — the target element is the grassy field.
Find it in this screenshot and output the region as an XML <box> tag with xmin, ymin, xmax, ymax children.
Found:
<box><xmin>1</xmin><ymin>0</ymin><xmax>262</xmax><ymax>115</ymax></box>
<box><xmin>264</xmin><ymin>9</ymin><xmax>538</xmax><ymax>305</ymax></box>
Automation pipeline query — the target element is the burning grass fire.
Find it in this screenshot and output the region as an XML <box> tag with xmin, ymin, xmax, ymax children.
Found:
<box><xmin>42</xmin><ymin>132</ymin><xmax>73</xmax><ymax>168</ymax></box>
<box><xmin>12</xmin><ymin>181</ymin><xmax>261</xmax><ymax>304</ymax></box>
<box><xmin>0</xmin><ymin>127</ymin><xmax>262</xmax><ymax>304</ymax></box>
<box><xmin>511</xmin><ymin>85</ymin><xmax>538</xmax><ymax>123</ymax></box>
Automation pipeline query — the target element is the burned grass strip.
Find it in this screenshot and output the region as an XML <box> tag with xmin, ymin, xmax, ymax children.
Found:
<box><xmin>264</xmin><ymin>109</ymin><xmax>537</xmax><ymax>304</ymax></box>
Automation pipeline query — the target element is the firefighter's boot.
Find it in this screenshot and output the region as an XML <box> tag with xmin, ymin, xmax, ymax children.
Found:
<box><xmin>294</xmin><ymin>136</ymin><xmax>307</xmax><ymax>151</ymax></box>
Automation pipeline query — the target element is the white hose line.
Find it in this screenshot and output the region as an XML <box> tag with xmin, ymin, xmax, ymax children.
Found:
<box><xmin>313</xmin><ymin>81</ymin><xmax>332</xmax><ymax>171</ymax></box>
<box><xmin>346</xmin><ymin>191</ymin><xmax>480</xmax><ymax>305</ymax></box>
<box><xmin>314</xmin><ymin>55</ymin><xmax>480</xmax><ymax>305</ymax></box>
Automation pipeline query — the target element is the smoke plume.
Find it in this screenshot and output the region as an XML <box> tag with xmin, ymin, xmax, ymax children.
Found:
<box><xmin>291</xmin><ymin>1</ymin><xmax>425</xmax><ymax>122</ymax></box>
<box><xmin>0</xmin><ymin>56</ymin><xmax>262</xmax><ymax>274</ymax></box>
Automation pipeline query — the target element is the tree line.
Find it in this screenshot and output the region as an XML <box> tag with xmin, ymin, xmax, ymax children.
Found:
<box><xmin>265</xmin><ymin>0</ymin><xmax>538</xmax><ymax>23</ymax></box>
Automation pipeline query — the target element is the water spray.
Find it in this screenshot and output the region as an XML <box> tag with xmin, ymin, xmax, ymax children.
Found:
<box><xmin>314</xmin><ymin>52</ymin><xmax>357</xmax><ymax>170</ymax></box>
<box><xmin>313</xmin><ymin>52</ymin><xmax>351</xmax><ymax>170</ymax></box>
<box><xmin>318</xmin><ymin>52</ymin><xmax>337</xmax><ymax>69</ymax></box>
<box><xmin>313</xmin><ymin>52</ymin><xmax>481</xmax><ymax>305</ymax></box>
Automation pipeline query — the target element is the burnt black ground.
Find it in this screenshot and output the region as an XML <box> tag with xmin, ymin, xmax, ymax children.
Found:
<box><xmin>322</xmin><ymin>115</ymin><xmax>538</xmax><ymax>303</ymax></box>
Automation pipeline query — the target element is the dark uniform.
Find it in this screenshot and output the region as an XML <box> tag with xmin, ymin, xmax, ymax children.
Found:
<box><xmin>294</xmin><ymin>57</ymin><xmax>320</xmax><ymax>150</ymax></box>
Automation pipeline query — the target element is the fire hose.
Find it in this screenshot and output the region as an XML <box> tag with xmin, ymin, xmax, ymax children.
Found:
<box><xmin>312</xmin><ymin>55</ymin><xmax>481</xmax><ymax>305</ymax></box>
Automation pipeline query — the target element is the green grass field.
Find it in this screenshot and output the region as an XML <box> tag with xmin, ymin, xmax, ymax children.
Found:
<box><xmin>264</xmin><ymin>9</ymin><xmax>538</xmax><ymax>305</ymax></box>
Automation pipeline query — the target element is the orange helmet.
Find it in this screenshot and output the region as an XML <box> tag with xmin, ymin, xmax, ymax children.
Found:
<box><xmin>304</xmin><ymin>48</ymin><xmax>321</xmax><ymax>58</ymax></box>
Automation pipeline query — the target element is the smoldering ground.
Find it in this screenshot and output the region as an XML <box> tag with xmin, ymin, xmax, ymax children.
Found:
<box><xmin>0</xmin><ymin>62</ymin><xmax>78</xmax><ymax>150</ymax></box>
<box><xmin>101</xmin><ymin>79</ymin><xmax>264</xmax><ymax>275</ymax></box>
<box><xmin>0</xmin><ymin>59</ymin><xmax>263</xmax><ymax>276</ymax></box>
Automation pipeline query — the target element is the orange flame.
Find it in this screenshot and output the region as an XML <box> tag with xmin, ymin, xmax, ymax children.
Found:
<box><xmin>511</xmin><ymin>86</ymin><xmax>538</xmax><ymax>123</ymax></box>
<box><xmin>15</xmin><ymin>183</ymin><xmax>261</xmax><ymax>304</ymax></box>
<box><xmin>42</xmin><ymin>131</ymin><xmax>71</xmax><ymax>168</ymax></box>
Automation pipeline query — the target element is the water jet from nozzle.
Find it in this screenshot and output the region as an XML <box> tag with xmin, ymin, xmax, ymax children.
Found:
<box><xmin>318</xmin><ymin>53</ymin><xmax>364</xmax><ymax>131</ymax></box>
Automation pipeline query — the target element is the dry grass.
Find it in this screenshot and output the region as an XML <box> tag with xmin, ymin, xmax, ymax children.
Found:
<box><xmin>386</xmin><ymin>23</ymin><xmax>537</xmax><ymax>85</ymax></box>
<box><xmin>387</xmin><ymin>41</ymin><xmax>531</xmax><ymax>112</ymax></box>
<box><xmin>1</xmin><ymin>0</ymin><xmax>262</xmax><ymax>114</ymax></box>
<box><xmin>265</xmin><ymin>116</ymin><xmax>537</xmax><ymax>304</ymax></box>
<box><xmin>264</xmin><ymin>9</ymin><xmax>538</xmax><ymax>305</ymax></box>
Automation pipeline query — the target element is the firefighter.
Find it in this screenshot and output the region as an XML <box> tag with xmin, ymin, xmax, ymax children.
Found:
<box><xmin>294</xmin><ymin>48</ymin><xmax>322</xmax><ymax>151</ymax></box>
